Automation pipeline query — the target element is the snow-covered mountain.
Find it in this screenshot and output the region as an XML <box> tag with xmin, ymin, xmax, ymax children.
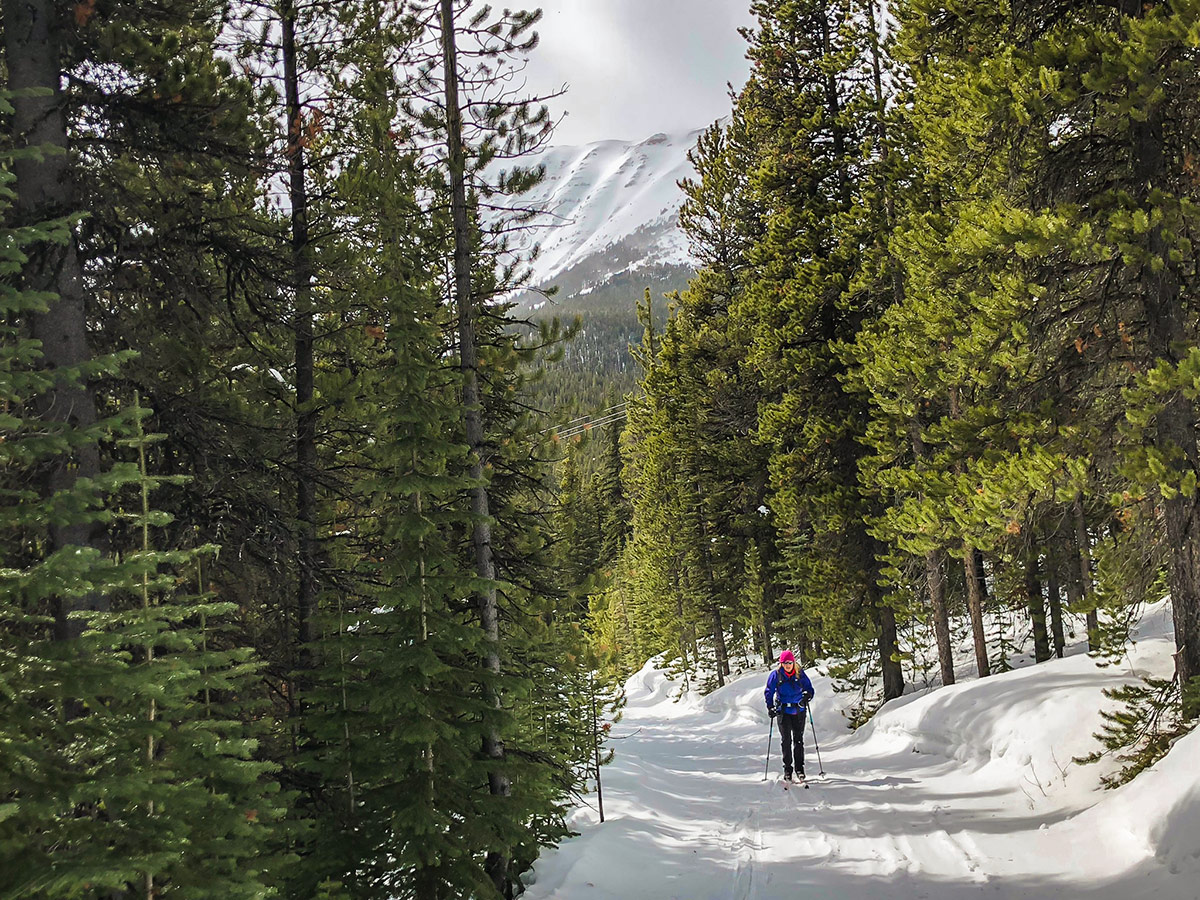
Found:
<box><xmin>496</xmin><ymin>127</ymin><xmax>703</xmax><ymax>304</ymax></box>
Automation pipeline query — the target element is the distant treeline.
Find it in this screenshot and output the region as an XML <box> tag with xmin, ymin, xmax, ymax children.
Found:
<box><xmin>524</xmin><ymin>264</ymin><xmax>692</xmax><ymax>416</ymax></box>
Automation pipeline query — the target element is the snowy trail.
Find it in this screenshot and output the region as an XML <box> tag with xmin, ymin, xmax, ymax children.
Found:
<box><xmin>522</xmin><ymin>606</ymin><xmax>1200</xmax><ymax>899</ymax></box>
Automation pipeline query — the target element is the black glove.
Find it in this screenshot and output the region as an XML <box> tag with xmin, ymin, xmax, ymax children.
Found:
<box><xmin>803</xmin><ymin>690</ymin><xmax>814</xmax><ymax>703</ymax></box>
<box><xmin>767</xmin><ymin>706</ymin><xmax>777</xmax><ymax>719</ymax></box>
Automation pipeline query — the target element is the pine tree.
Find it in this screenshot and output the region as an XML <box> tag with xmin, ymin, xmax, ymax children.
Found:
<box><xmin>2</xmin><ymin>0</ymin><xmax>105</xmax><ymax>641</ymax></box>
<box><xmin>735</xmin><ymin>0</ymin><xmax>904</xmax><ymax>701</ymax></box>
<box><xmin>894</xmin><ymin>0</ymin><xmax>1200</xmax><ymax>713</ymax></box>
<box><xmin>0</xmin><ymin>133</ymin><xmax>279</xmax><ymax>894</ymax></box>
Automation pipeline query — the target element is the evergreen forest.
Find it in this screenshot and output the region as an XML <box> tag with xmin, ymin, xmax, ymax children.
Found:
<box><xmin>2</xmin><ymin>0</ymin><xmax>1200</xmax><ymax>897</ymax></box>
<box><xmin>581</xmin><ymin>0</ymin><xmax>1200</xmax><ymax>785</ymax></box>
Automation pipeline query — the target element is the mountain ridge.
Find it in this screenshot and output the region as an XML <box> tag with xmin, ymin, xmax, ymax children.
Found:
<box><xmin>495</xmin><ymin>125</ymin><xmax>705</xmax><ymax>306</ymax></box>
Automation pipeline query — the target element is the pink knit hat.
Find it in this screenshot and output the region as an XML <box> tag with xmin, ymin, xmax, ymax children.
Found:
<box><xmin>779</xmin><ymin>650</ymin><xmax>795</xmax><ymax>665</ymax></box>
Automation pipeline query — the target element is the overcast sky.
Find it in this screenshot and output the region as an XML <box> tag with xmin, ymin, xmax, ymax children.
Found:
<box><xmin>522</xmin><ymin>1</ymin><xmax>755</xmax><ymax>147</ymax></box>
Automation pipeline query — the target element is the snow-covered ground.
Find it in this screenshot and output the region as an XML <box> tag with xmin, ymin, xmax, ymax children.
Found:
<box><xmin>523</xmin><ymin>603</ymin><xmax>1200</xmax><ymax>899</ymax></box>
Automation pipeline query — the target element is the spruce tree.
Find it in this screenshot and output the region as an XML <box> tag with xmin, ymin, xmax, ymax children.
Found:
<box><xmin>0</xmin><ymin>117</ymin><xmax>121</xmax><ymax>894</ymax></box>
<box><xmin>417</xmin><ymin>2</ymin><xmax>570</xmax><ymax>891</ymax></box>
<box><xmin>595</xmin><ymin>424</ymin><xmax>632</xmax><ymax>565</ymax></box>
<box><xmin>74</xmin><ymin>398</ymin><xmax>281</xmax><ymax>898</ymax></box>
<box><xmin>0</xmin><ymin>133</ymin><xmax>279</xmax><ymax>895</ymax></box>
<box><xmin>297</xmin><ymin>119</ymin><xmax>498</xmax><ymax>897</ymax></box>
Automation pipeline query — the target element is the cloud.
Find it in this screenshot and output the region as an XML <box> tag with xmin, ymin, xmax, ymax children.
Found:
<box><xmin>524</xmin><ymin>0</ymin><xmax>753</xmax><ymax>146</ymax></box>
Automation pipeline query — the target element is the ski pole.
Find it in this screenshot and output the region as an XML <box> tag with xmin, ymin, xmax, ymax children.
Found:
<box><xmin>807</xmin><ymin>704</ymin><xmax>825</xmax><ymax>777</ymax></box>
<box><xmin>762</xmin><ymin>713</ymin><xmax>774</xmax><ymax>781</ymax></box>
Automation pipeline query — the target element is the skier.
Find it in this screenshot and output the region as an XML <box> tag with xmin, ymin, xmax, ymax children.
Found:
<box><xmin>764</xmin><ymin>650</ymin><xmax>814</xmax><ymax>784</ymax></box>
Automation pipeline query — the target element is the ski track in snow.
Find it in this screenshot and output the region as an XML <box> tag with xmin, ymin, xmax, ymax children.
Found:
<box><xmin>522</xmin><ymin>602</ymin><xmax>1200</xmax><ymax>900</ymax></box>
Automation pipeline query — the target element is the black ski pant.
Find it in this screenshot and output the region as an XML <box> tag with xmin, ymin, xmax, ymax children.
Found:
<box><xmin>778</xmin><ymin>711</ymin><xmax>805</xmax><ymax>776</ymax></box>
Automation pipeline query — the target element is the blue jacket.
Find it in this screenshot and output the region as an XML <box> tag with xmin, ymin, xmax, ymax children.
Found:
<box><xmin>765</xmin><ymin>666</ymin><xmax>814</xmax><ymax>714</ymax></box>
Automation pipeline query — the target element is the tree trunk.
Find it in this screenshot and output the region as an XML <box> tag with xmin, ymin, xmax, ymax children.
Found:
<box><xmin>1122</xmin><ymin>26</ymin><xmax>1200</xmax><ymax>709</ymax></box>
<box><xmin>440</xmin><ymin>0</ymin><xmax>510</xmax><ymax>889</ymax></box>
<box><xmin>911</xmin><ymin>419</ymin><xmax>954</xmax><ymax>686</ymax></box>
<box><xmin>1026</xmin><ymin>547</ymin><xmax>1051</xmax><ymax>663</ymax></box>
<box><xmin>414</xmin><ymin>450</ymin><xmax>437</xmax><ymax>900</ymax></box>
<box><xmin>674</xmin><ymin>566</ymin><xmax>699</xmax><ymax>666</ymax></box>
<box><xmin>1062</xmin><ymin>516</ymin><xmax>1085</xmax><ymax>645</ymax></box>
<box><xmin>710</xmin><ymin>604</ymin><xmax>728</xmax><ymax>688</ymax></box>
<box><xmin>280</xmin><ymin>0</ymin><xmax>320</xmax><ymax>680</ymax></box>
<box><xmin>857</xmin><ymin>526</ymin><xmax>903</xmax><ymax>701</ymax></box>
<box><xmin>590</xmin><ymin>674</ymin><xmax>605</xmax><ymax>824</ymax></box>
<box><xmin>704</xmin><ymin>563</ymin><xmax>730</xmax><ymax>678</ymax></box>
<box><xmin>1046</xmin><ymin>542</ymin><xmax>1066</xmax><ymax>659</ymax></box>
<box><xmin>760</xmin><ymin>536</ymin><xmax>779</xmax><ymax>665</ymax></box>
<box><xmin>963</xmin><ymin>544</ymin><xmax>991</xmax><ymax>677</ymax></box>
<box><xmin>1073</xmin><ymin>496</ymin><xmax>1100</xmax><ymax>651</ymax></box>
<box><xmin>925</xmin><ymin>549</ymin><xmax>955</xmax><ymax>685</ymax></box>
<box><xmin>877</xmin><ymin>594</ymin><xmax>904</xmax><ymax>702</ymax></box>
<box><xmin>676</xmin><ymin>595</ymin><xmax>689</xmax><ymax>669</ymax></box>
<box><xmin>818</xmin><ymin>3</ymin><xmax>850</xmax><ymax>208</ymax></box>
<box><xmin>949</xmin><ymin>387</ymin><xmax>989</xmax><ymax>678</ymax></box>
<box><xmin>865</xmin><ymin>0</ymin><xmax>904</xmax><ymax>305</ymax></box>
<box><xmin>694</xmin><ymin>473</ymin><xmax>729</xmax><ymax>678</ymax></box>
<box><xmin>3</xmin><ymin>0</ymin><xmax>105</xmax><ymax>640</ymax></box>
